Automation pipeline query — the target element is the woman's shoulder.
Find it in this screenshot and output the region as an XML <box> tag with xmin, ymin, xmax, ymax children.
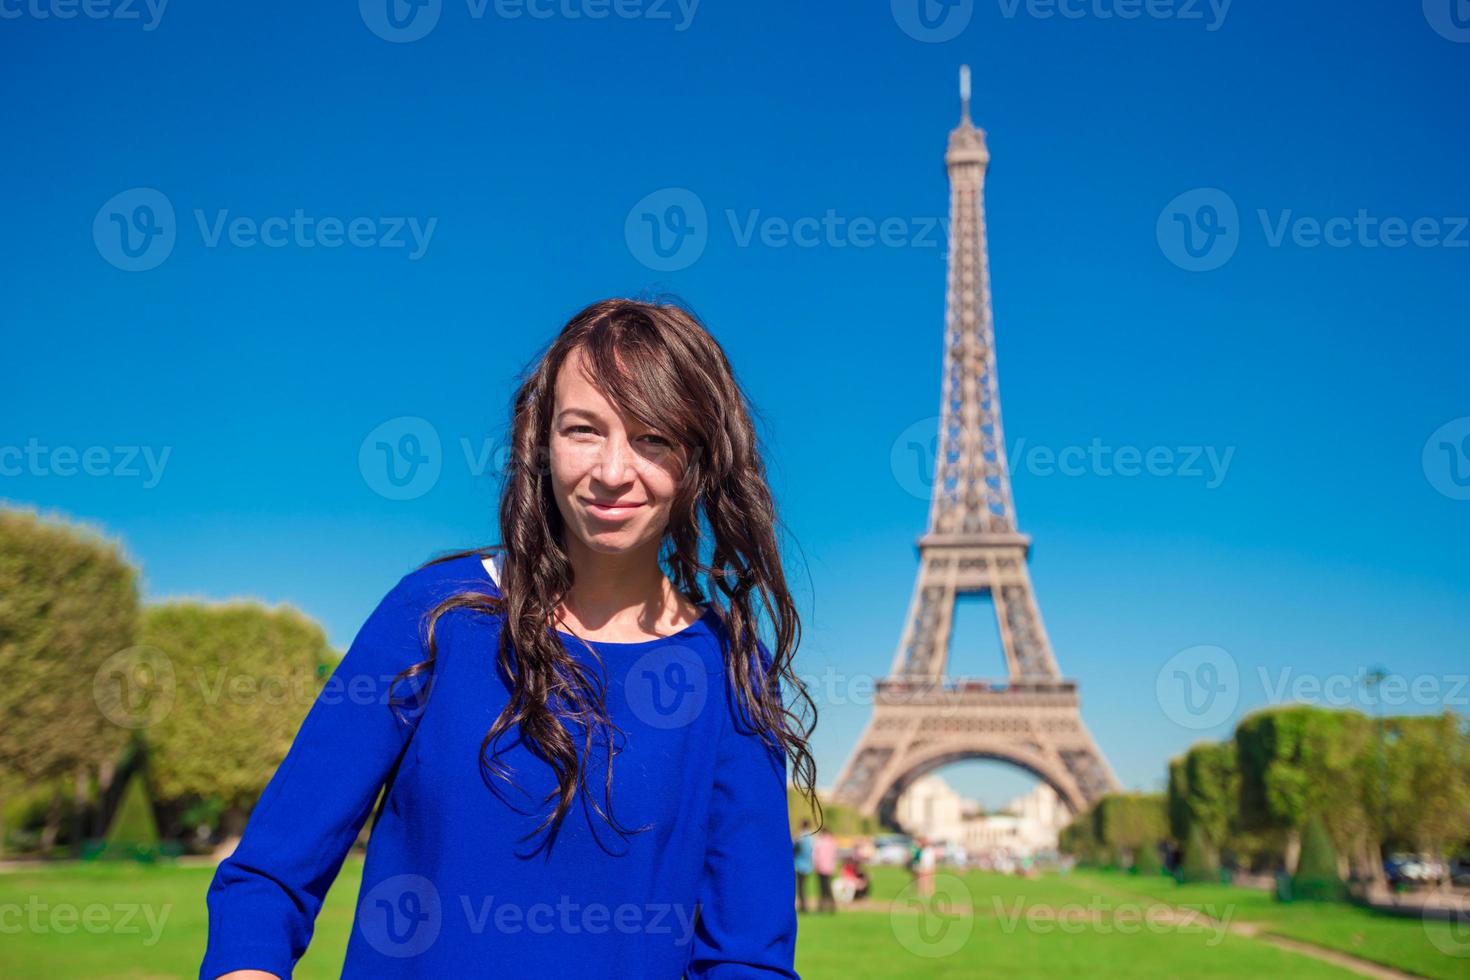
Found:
<box><xmin>375</xmin><ymin>550</ymin><xmax>503</xmax><ymax>622</ymax></box>
<box><xmin>405</xmin><ymin>548</ymin><xmax>499</xmax><ymax>587</ymax></box>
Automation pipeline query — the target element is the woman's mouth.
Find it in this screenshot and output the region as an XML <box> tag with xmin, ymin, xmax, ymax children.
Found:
<box><xmin>582</xmin><ymin>498</ymin><xmax>644</xmax><ymax>521</ymax></box>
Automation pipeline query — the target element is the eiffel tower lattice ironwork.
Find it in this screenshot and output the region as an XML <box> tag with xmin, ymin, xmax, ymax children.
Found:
<box><xmin>830</xmin><ymin>67</ymin><xmax>1119</xmax><ymax>823</ymax></box>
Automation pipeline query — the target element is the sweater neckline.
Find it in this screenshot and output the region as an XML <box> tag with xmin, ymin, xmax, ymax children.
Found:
<box><xmin>465</xmin><ymin>552</ymin><xmax>718</xmax><ymax>650</ymax></box>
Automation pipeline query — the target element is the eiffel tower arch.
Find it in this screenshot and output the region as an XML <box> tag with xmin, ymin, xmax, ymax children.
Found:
<box><xmin>831</xmin><ymin>67</ymin><xmax>1119</xmax><ymax>826</ymax></box>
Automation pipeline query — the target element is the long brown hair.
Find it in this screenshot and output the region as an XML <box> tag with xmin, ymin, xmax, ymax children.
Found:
<box><xmin>388</xmin><ymin>297</ymin><xmax>820</xmax><ymax>848</ymax></box>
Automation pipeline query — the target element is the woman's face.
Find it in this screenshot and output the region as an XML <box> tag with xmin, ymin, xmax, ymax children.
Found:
<box><xmin>547</xmin><ymin>346</ymin><xmax>685</xmax><ymax>555</ymax></box>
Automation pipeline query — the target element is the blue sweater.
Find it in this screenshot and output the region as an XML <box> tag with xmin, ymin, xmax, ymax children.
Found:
<box><xmin>199</xmin><ymin>552</ymin><xmax>799</xmax><ymax>979</ymax></box>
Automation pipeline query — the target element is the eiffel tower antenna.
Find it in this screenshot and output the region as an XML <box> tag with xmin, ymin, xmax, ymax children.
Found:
<box><xmin>830</xmin><ymin>77</ymin><xmax>1119</xmax><ymax>826</ymax></box>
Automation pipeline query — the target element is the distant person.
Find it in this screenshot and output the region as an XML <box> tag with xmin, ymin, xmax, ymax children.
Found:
<box><xmin>793</xmin><ymin>820</ymin><xmax>814</xmax><ymax>913</ymax></box>
<box><xmin>914</xmin><ymin>836</ymin><xmax>937</xmax><ymax>898</ymax></box>
<box><xmin>840</xmin><ymin>855</ymin><xmax>870</xmax><ymax>901</ymax></box>
<box><xmin>813</xmin><ymin>827</ymin><xmax>839</xmax><ymax>913</ymax></box>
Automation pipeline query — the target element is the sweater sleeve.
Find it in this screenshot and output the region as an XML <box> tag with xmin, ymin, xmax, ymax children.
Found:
<box><xmin>686</xmin><ymin>638</ymin><xmax>800</xmax><ymax>979</ymax></box>
<box><xmin>198</xmin><ymin>570</ymin><xmax>433</xmax><ymax>980</ymax></box>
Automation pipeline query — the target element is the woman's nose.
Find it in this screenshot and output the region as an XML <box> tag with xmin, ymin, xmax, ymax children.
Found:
<box><xmin>594</xmin><ymin>435</ymin><xmax>633</xmax><ymax>483</ymax></box>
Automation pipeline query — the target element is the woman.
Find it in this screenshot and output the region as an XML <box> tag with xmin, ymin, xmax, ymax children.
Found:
<box><xmin>199</xmin><ymin>298</ymin><xmax>818</xmax><ymax>979</ymax></box>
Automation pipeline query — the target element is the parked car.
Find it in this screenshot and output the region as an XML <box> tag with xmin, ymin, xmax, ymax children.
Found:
<box><xmin>1385</xmin><ymin>853</ymin><xmax>1447</xmax><ymax>885</ymax></box>
<box><xmin>871</xmin><ymin>834</ymin><xmax>915</xmax><ymax>866</ymax></box>
<box><xmin>937</xmin><ymin>840</ymin><xmax>968</xmax><ymax>867</ymax></box>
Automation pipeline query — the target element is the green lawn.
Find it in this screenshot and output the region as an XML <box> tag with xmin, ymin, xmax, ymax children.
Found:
<box><xmin>0</xmin><ymin>858</ymin><xmax>1461</xmax><ymax>978</ymax></box>
<box><xmin>1070</xmin><ymin>868</ymin><xmax>1470</xmax><ymax>980</ymax></box>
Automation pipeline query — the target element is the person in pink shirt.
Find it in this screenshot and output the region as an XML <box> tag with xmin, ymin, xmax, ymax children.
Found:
<box><xmin>812</xmin><ymin>828</ymin><xmax>840</xmax><ymax>914</ymax></box>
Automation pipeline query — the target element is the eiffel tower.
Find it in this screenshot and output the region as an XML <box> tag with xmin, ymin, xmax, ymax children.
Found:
<box><xmin>830</xmin><ymin>67</ymin><xmax>1119</xmax><ymax>824</ymax></box>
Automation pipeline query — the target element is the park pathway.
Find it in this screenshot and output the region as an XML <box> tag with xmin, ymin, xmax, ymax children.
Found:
<box><xmin>1075</xmin><ymin>875</ymin><xmax>1425</xmax><ymax>980</ymax></box>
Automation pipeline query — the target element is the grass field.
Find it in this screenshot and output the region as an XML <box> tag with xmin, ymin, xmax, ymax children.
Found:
<box><xmin>1069</xmin><ymin>869</ymin><xmax>1470</xmax><ymax>980</ymax></box>
<box><xmin>0</xmin><ymin>858</ymin><xmax>1464</xmax><ymax>978</ymax></box>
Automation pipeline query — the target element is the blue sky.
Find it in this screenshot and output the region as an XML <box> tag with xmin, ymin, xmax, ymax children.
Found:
<box><xmin>3</xmin><ymin>2</ymin><xmax>1468</xmax><ymax>808</ymax></box>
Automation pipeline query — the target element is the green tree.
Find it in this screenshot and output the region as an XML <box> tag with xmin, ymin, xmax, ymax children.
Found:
<box><xmin>1070</xmin><ymin>792</ymin><xmax>1169</xmax><ymax>871</ymax></box>
<box><xmin>0</xmin><ymin>506</ymin><xmax>139</xmax><ymax>854</ymax></box>
<box><xmin>1381</xmin><ymin>712</ymin><xmax>1470</xmax><ymax>886</ymax></box>
<box><xmin>1166</xmin><ymin>755</ymin><xmax>1190</xmax><ymax>843</ymax></box>
<box><xmin>1168</xmin><ymin>740</ymin><xmax>1239</xmax><ymax>861</ymax></box>
<box><xmin>1093</xmin><ymin>792</ymin><xmax>1168</xmax><ymax>853</ymax></box>
<box><xmin>100</xmin><ymin>769</ymin><xmax>161</xmax><ymax>862</ymax></box>
<box><xmin>1179</xmin><ymin>821</ymin><xmax>1220</xmax><ymax>884</ymax></box>
<box><xmin>1184</xmin><ymin>741</ymin><xmax>1237</xmax><ymax>849</ymax></box>
<box><xmin>1132</xmin><ymin>839</ymin><xmax>1163</xmax><ymax>876</ymax></box>
<box><xmin>1291</xmin><ymin>810</ymin><xmax>1346</xmax><ymax>901</ymax></box>
<box><xmin>787</xmin><ymin>788</ymin><xmax>879</xmax><ymax>836</ymax></box>
<box><xmin>140</xmin><ymin>601</ymin><xmax>336</xmax><ymax>850</ymax></box>
<box><xmin>1235</xmin><ymin>705</ymin><xmax>1373</xmax><ymax>875</ymax></box>
<box><xmin>1059</xmin><ymin>808</ymin><xmax>1101</xmax><ymax>866</ymax></box>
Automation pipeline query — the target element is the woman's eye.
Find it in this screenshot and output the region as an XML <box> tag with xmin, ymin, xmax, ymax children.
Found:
<box><xmin>564</xmin><ymin>425</ymin><xmax>668</xmax><ymax>447</ymax></box>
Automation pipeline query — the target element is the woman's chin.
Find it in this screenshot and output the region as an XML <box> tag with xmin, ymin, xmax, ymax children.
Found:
<box><xmin>577</xmin><ymin>527</ymin><xmax>646</xmax><ymax>553</ymax></box>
